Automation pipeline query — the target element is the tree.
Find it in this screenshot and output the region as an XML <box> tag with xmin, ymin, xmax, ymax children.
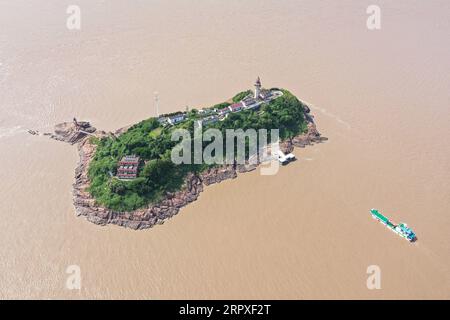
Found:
<box><xmin>143</xmin><ymin>159</ymin><xmax>176</xmax><ymax>189</ymax></box>
<box><xmin>87</xmin><ymin>88</ymin><xmax>308</xmax><ymax>212</ymax></box>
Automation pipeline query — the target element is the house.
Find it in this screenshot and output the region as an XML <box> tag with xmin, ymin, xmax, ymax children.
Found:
<box><xmin>197</xmin><ymin>115</ymin><xmax>219</xmax><ymax>128</ymax></box>
<box><xmin>167</xmin><ymin>114</ymin><xmax>186</xmax><ymax>125</ymax></box>
<box><xmin>117</xmin><ymin>155</ymin><xmax>140</xmax><ymax>180</ymax></box>
<box><xmin>228</xmin><ymin>102</ymin><xmax>244</xmax><ymax>113</ymax></box>
<box><xmin>242</xmin><ymin>97</ymin><xmax>260</xmax><ymax>110</ymax></box>
<box><xmin>157</xmin><ymin>117</ymin><xmax>168</xmax><ymax>125</ymax></box>
<box><xmin>203</xmin><ymin>115</ymin><xmax>219</xmax><ymax>125</ymax></box>
<box><xmin>259</xmin><ymin>89</ymin><xmax>273</xmax><ymax>100</ymax></box>
<box><xmin>199</xmin><ymin>108</ymin><xmax>214</xmax><ymax>115</ymax></box>
<box><xmin>217</xmin><ymin>107</ymin><xmax>231</xmax><ymax>116</ymax></box>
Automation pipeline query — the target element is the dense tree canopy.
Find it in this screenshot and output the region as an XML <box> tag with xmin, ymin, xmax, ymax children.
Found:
<box><xmin>88</xmin><ymin>89</ymin><xmax>308</xmax><ymax>211</ymax></box>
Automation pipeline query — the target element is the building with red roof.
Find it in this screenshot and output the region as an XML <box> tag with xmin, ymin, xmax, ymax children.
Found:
<box><xmin>228</xmin><ymin>102</ymin><xmax>244</xmax><ymax>112</ymax></box>
<box><xmin>117</xmin><ymin>155</ymin><xmax>140</xmax><ymax>180</ymax></box>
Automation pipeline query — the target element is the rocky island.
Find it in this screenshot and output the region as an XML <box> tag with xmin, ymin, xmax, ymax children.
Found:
<box><xmin>40</xmin><ymin>79</ymin><xmax>327</xmax><ymax>230</ymax></box>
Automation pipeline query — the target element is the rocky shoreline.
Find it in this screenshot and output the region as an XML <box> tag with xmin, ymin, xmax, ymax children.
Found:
<box><xmin>39</xmin><ymin>112</ymin><xmax>326</xmax><ymax>230</ymax></box>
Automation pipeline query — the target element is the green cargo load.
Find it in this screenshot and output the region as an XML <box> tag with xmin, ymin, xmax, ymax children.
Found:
<box><xmin>370</xmin><ymin>209</ymin><xmax>389</xmax><ymax>224</ymax></box>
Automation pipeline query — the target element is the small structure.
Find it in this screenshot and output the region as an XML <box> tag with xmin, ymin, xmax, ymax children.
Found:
<box><xmin>167</xmin><ymin>114</ymin><xmax>186</xmax><ymax>125</ymax></box>
<box><xmin>259</xmin><ymin>88</ymin><xmax>273</xmax><ymax>100</ymax></box>
<box><xmin>217</xmin><ymin>107</ymin><xmax>231</xmax><ymax>116</ymax></box>
<box><xmin>199</xmin><ymin>108</ymin><xmax>214</xmax><ymax>115</ymax></box>
<box><xmin>197</xmin><ymin>115</ymin><xmax>219</xmax><ymax>128</ymax></box>
<box><xmin>157</xmin><ymin>116</ymin><xmax>168</xmax><ymax>125</ymax></box>
<box><xmin>242</xmin><ymin>97</ymin><xmax>260</xmax><ymax>110</ymax></box>
<box><xmin>117</xmin><ymin>155</ymin><xmax>140</xmax><ymax>180</ymax></box>
<box><xmin>276</xmin><ymin>150</ymin><xmax>295</xmax><ymax>165</ymax></box>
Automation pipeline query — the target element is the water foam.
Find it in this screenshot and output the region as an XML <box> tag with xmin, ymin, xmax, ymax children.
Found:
<box><xmin>304</xmin><ymin>101</ymin><xmax>352</xmax><ymax>130</ymax></box>
<box><xmin>0</xmin><ymin>125</ymin><xmax>26</xmax><ymax>139</ymax></box>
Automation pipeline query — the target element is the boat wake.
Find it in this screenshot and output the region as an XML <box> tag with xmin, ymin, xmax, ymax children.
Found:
<box><xmin>306</xmin><ymin>102</ymin><xmax>352</xmax><ymax>130</ymax></box>
<box><xmin>0</xmin><ymin>125</ymin><xmax>26</xmax><ymax>139</ymax></box>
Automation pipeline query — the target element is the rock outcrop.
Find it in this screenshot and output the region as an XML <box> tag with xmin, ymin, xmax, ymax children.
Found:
<box><xmin>51</xmin><ymin>121</ymin><xmax>96</xmax><ymax>144</ymax></box>
<box><xmin>291</xmin><ymin>121</ymin><xmax>328</xmax><ymax>148</ymax></box>
<box><xmin>73</xmin><ymin>137</ymin><xmax>207</xmax><ymax>229</ymax></box>
<box><xmin>200</xmin><ymin>165</ymin><xmax>237</xmax><ymax>185</ymax></box>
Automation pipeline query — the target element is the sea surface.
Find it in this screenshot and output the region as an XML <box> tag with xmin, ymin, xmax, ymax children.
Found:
<box><xmin>0</xmin><ymin>0</ymin><xmax>449</xmax><ymax>299</ymax></box>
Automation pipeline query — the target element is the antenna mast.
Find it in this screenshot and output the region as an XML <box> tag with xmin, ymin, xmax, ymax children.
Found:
<box><xmin>154</xmin><ymin>91</ymin><xmax>159</xmax><ymax>117</ymax></box>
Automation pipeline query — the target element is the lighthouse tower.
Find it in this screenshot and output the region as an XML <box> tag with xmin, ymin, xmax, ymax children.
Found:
<box><xmin>254</xmin><ymin>76</ymin><xmax>262</xmax><ymax>99</ymax></box>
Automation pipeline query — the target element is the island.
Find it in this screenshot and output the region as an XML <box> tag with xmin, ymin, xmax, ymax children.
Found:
<box><xmin>42</xmin><ymin>78</ymin><xmax>327</xmax><ymax>229</ymax></box>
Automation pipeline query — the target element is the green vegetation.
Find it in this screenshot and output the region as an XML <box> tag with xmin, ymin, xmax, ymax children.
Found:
<box><xmin>214</xmin><ymin>90</ymin><xmax>308</xmax><ymax>139</ymax></box>
<box><xmin>211</xmin><ymin>102</ymin><xmax>231</xmax><ymax>110</ymax></box>
<box><xmin>148</xmin><ymin>127</ymin><xmax>162</xmax><ymax>138</ymax></box>
<box><xmin>88</xmin><ymin>118</ymin><xmax>197</xmax><ymax>211</ymax></box>
<box><xmin>232</xmin><ymin>90</ymin><xmax>252</xmax><ymax>103</ymax></box>
<box><xmin>88</xmin><ymin>89</ymin><xmax>308</xmax><ymax>212</ymax></box>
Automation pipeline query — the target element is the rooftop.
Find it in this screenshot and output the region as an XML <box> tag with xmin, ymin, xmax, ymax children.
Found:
<box><xmin>229</xmin><ymin>102</ymin><xmax>244</xmax><ymax>110</ymax></box>
<box><xmin>119</xmin><ymin>155</ymin><xmax>140</xmax><ymax>164</ymax></box>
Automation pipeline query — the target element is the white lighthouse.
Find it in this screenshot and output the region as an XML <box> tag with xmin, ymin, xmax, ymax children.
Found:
<box><xmin>254</xmin><ymin>76</ymin><xmax>262</xmax><ymax>99</ymax></box>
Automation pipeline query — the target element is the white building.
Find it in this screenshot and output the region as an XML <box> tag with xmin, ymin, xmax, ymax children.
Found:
<box><xmin>168</xmin><ymin>114</ymin><xmax>186</xmax><ymax>125</ymax></box>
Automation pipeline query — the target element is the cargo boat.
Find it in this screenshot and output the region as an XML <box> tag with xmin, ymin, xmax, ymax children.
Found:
<box><xmin>370</xmin><ymin>209</ymin><xmax>417</xmax><ymax>242</ymax></box>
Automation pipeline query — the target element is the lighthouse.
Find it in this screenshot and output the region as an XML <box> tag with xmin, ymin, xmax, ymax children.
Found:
<box><xmin>254</xmin><ymin>76</ymin><xmax>261</xmax><ymax>99</ymax></box>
